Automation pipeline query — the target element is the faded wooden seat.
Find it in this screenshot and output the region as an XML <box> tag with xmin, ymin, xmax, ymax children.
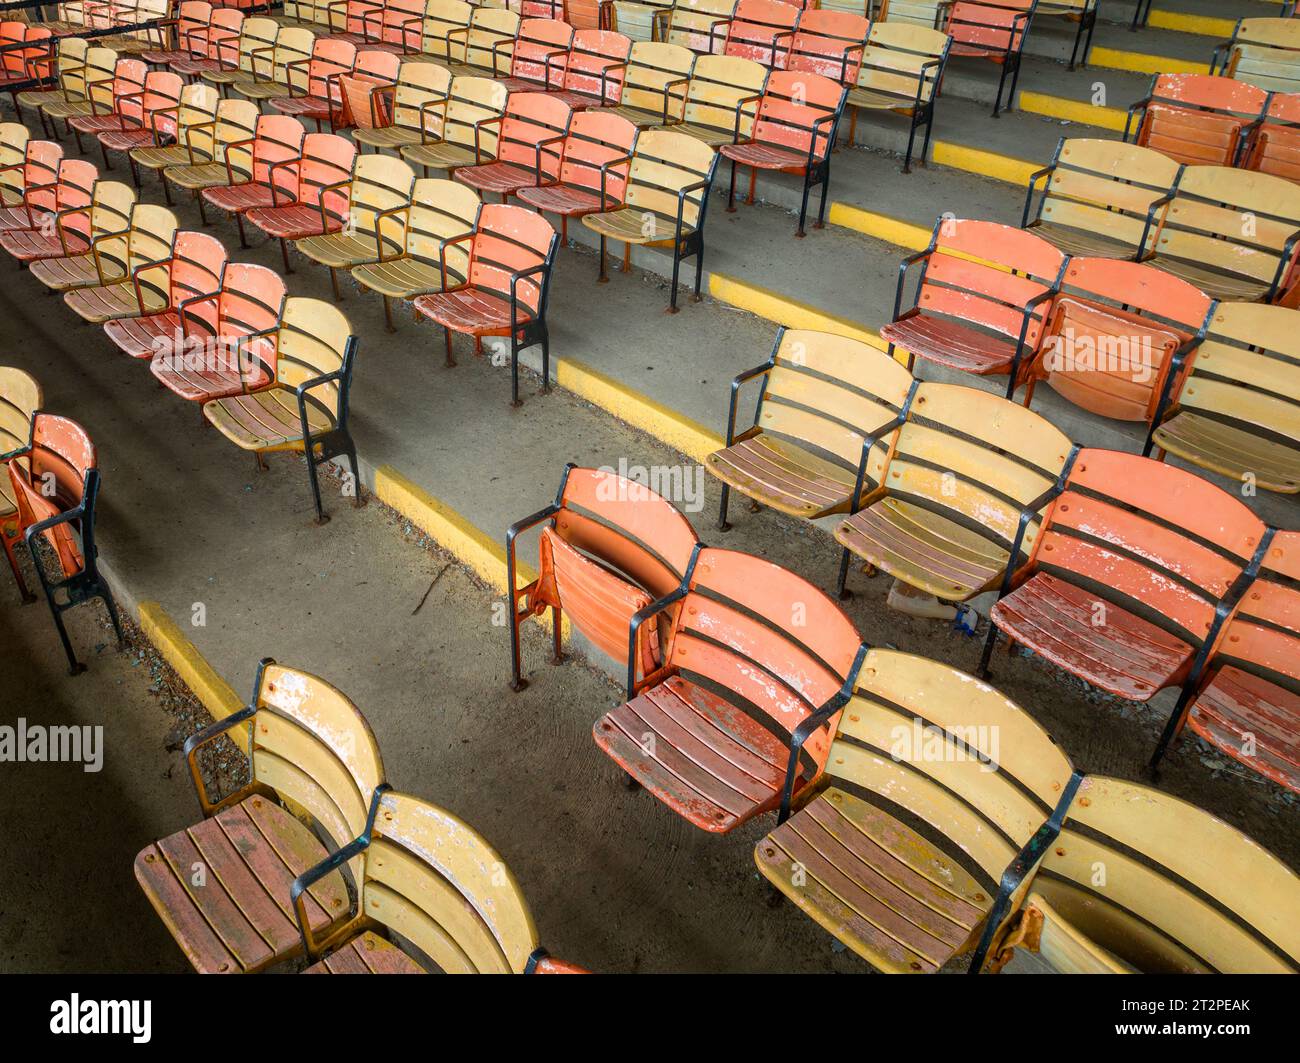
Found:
<box><xmin>660</xmin><ymin>0</ymin><xmax>739</xmax><ymax>55</ymax></box>
<box><xmin>999</xmin><ymin>776</ymin><xmax>1300</xmax><ymax>973</ymax></box>
<box><xmin>292</xmin><ymin>789</ymin><xmax>587</xmax><ymax>973</ymax></box>
<box><xmin>594</xmin><ymin>547</ymin><xmax>862</xmax><ymax>833</ymax></box>
<box><xmin>834</xmin><ymin>382</ymin><xmax>1072</xmax><ymax>603</ymax></box>
<box><xmin>268</xmin><ymin>37</ymin><xmax>359</xmax><ymax>128</ymax></box>
<box><xmin>942</xmin><ymin>0</ymin><xmax>1031</xmax><ymax>117</ymax></box>
<box><xmin>134</xmin><ymin>660</ymin><xmax>386</xmax><ymax>973</ymax></box>
<box><xmin>506</xmin><ymin>464</ymin><xmax>700</xmax><ymax>690</ymax></box>
<box><xmin>0</xmin><ymin>158</ymin><xmax>97</xmax><ymax>262</ymax></box>
<box><xmin>495</xmin><ymin>17</ymin><xmax>573</xmax><ymax>93</ymax></box>
<box><xmin>63</xmin><ymin>204</ymin><xmax>179</xmax><ymax>323</ymax></box>
<box><xmin>203</xmin><ymin>114</ymin><xmax>307</xmax><ymax>245</ymax></box>
<box><xmin>1150</xmin><ymin>302</ymin><xmax>1300</xmax><ymax>492</ymax></box>
<box><xmin>0</xmin><ymin>137</ymin><xmax>62</xmax><ymax>234</ymax></box>
<box><xmin>1023</xmin><ymin>138</ymin><xmax>1180</xmax><ymax>260</ymax></box>
<box><xmin>598</xmin><ymin>41</ymin><xmax>693</xmax><ymax>129</ymax></box>
<box><xmin>162</xmin><ymin>98</ymin><xmax>261</xmax><ymax>206</ymax></box>
<box><xmin>454</xmin><ymin>91</ymin><xmax>572</xmax><ymax>198</ymax></box>
<box><xmin>26</xmin><ymin>180</ymin><xmax>137</xmax><ymax>292</ymax></box>
<box><xmin>351</xmin><ymin>59</ymin><xmax>449</xmax><ymax>151</ymax></box>
<box><xmin>659</xmin><ymin>53</ymin><xmax>766</xmax><ymax>147</ymax></box>
<box><xmin>0</xmin><ymin>366</ymin><xmax>41</xmax><ymax>604</ymax></box>
<box><xmin>399</xmin><ymin>75</ymin><xmax>507</xmax><ymax>172</ymax></box>
<box><xmin>756</xmin><ymin>648</ymin><xmax>1079</xmax><ymax>973</ymax></box>
<box><xmin>1125</xmin><ymin>73</ymin><xmax>1268</xmax><ymax>167</ymax></box>
<box><xmin>43</xmin><ymin>46</ymin><xmax>119</xmax><ymax>126</ymax></box>
<box><xmin>706</xmin><ymin>328</ymin><xmax>914</xmax><ymax>528</ymax></box>
<box><xmin>201</xmin><ymin>16</ymin><xmax>282</xmax><ymax>91</ymax></box>
<box><xmin>1215</xmin><ymin>17</ymin><xmax>1300</xmax><ymax>96</ymax></box>
<box><xmin>232</xmin><ymin>26</ymin><xmax>318</xmax><ymax>104</ymax></box>
<box><xmin>983</xmin><ymin>449</ymin><xmax>1268</xmax><ymax>707</ymax></box>
<box><xmin>845</xmin><ymin>23</ymin><xmax>946</xmax><ymax>172</ymax></box>
<box><xmin>169</xmin><ymin>7</ymin><xmax>247</xmax><ymax>78</ymax></box>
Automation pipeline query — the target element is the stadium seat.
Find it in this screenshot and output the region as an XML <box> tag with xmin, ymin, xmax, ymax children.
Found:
<box><xmin>496</xmin><ymin>17</ymin><xmax>574</xmax><ymax>93</ymax></box>
<box><xmin>835</xmin><ymin>381</ymin><xmax>1073</xmax><ymax>603</ymax></box>
<box><xmin>660</xmin><ymin>0</ymin><xmax>740</xmax><ymax>54</ymax></box>
<box><xmin>545</xmin><ymin>29</ymin><xmax>631</xmax><ymax>110</ymax></box>
<box><xmin>756</xmin><ymin>648</ymin><xmax>1079</xmax><ymax>973</ymax></box>
<box><xmin>0</xmin><ymin>140</ymin><xmax>66</xmax><ymax>235</ymax></box>
<box><xmin>0</xmin><ymin>122</ymin><xmax>27</xmax><ymax>207</ymax></box>
<box><xmin>97</xmin><ymin>69</ymin><xmax>184</xmax><ymax>178</ymax></box>
<box><xmin>26</xmin><ymin>180</ymin><xmax>137</xmax><ymax>292</ymax></box>
<box><xmin>140</xmin><ymin>0</ymin><xmax>214</xmax><ymax>67</ymax></box>
<box><xmin>581</xmin><ymin>127</ymin><xmax>717</xmax><ymax>311</ymax></box>
<box><xmin>1149</xmin><ymin>301</ymin><xmax>1300</xmax><ymax>493</ymax></box>
<box><xmin>351</xmin><ymin>59</ymin><xmax>450</xmax><ymax>152</ymax></box>
<box><xmin>67</xmin><ymin>57</ymin><xmax>148</xmax><ymax>163</ymax></box>
<box><xmin>0</xmin><ymin>158</ymin><xmax>98</xmax><ymax>262</ymax></box>
<box><xmin>599</xmin><ymin>41</ymin><xmax>694</xmax><ymax>129</ymax></box>
<box><xmin>1243</xmin><ymin>91</ymin><xmax>1300</xmax><ymax>183</ymax></box>
<box><xmin>202</xmin><ymin>113</ymin><xmax>307</xmax><ymax>246</ymax></box>
<box><xmin>880</xmin><ymin>219</ymin><xmax>1065</xmax><ymax>397</ymax></box>
<box><xmin>1022</xmin><ymin>137</ymin><xmax>1180</xmax><ymax>260</ymax></box>
<box><xmin>1125</xmin><ymin>73</ymin><xmax>1268</xmax><ymax>167</ymax></box>
<box><xmin>130</xmin><ymin>83</ymin><xmax>221</xmax><ymax>203</ymax></box>
<box><xmin>293</xmin><ymin>789</ymin><xmax>587</xmax><ymax>973</ymax></box>
<box><xmin>606</xmin><ymin>0</ymin><xmax>673</xmax><ymax>45</ymax></box>
<box><xmin>335</xmin><ymin>47</ymin><xmax>402</xmax><ymax>130</ymax></box>
<box><xmin>721</xmin><ymin>0</ymin><xmax>801</xmax><ymax>66</ymax></box>
<box><xmin>0</xmin><ymin>367</ymin><xmax>42</xmax><ymax>604</ymax></box>
<box><xmin>134</xmin><ymin>660</ymin><xmax>386</xmax><ymax>972</ymax></box>
<box><xmin>981</xmin><ymin>448</ymin><xmax>1268</xmax><ymax>708</ymax></box>
<box><xmin>41</xmin><ymin>45</ymin><xmax>120</xmax><ymax>135</ymax></box>
<box><xmin>161</xmin><ymin>97</ymin><xmax>261</xmax><ymax>220</ymax></box>
<box><xmin>706</xmin><ymin>327</ymin><xmax>915</xmax><ymax>528</ymax></box>
<box><xmin>782</xmin><ymin>9</ymin><xmax>869</xmax><ymax>84</ymax></box>
<box><xmin>62</xmin><ymin>203</ymin><xmax>180</xmax><ymax>322</ymax></box>
<box><xmin>844</xmin><ymin>21</ymin><xmax>947</xmax><ymax>172</ymax></box>
<box><xmin>438</xmin><ymin>6</ymin><xmax>521</xmax><ymax>78</ymax></box>
<box><xmin>411</xmin><ymin>202</ymin><xmax>558</xmax><ymax>404</ymax></box>
<box><xmin>169</xmin><ymin>7</ymin><xmax>245</xmax><ymax>78</ymax></box>
<box><xmin>230</xmin><ymin>25</ymin><xmax>319</xmax><ymax>105</ymax></box>
<box><xmin>942</xmin><ymin>0</ymin><xmax>1032</xmax><ymax>117</ymax></box>
<box><xmin>455</xmin><ymin>91</ymin><xmax>572</xmax><ymax>200</ymax></box>
<box><xmin>417</xmin><ymin>0</ymin><xmax>474</xmax><ymax>65</ymax></box>
<box><xmin>204</xmin><ymin>299</ymin><xmax>362</xmax><ymax>523</ymax></box>
<box><xmin>200</xmin><ymin>15</ymin><xmax>282</xmax><ymax>93</ymax></box>
<box><xmin>661</xmin><ymin>53</ymin><xmax>767</xmax><ymax>148</ymax></box>
<box><xmin>325</xmin><ymin>0</ymin><xmax>397</xmax><ymax>52</ymax></box>
<box><xmin>1214</xmin><ymin>17</ymin><xmax>1300</xmax><ymax>96</ymax></box>
<box><xmin>506</xmin><ymin>463</ymin><xmax>700</xmax><ymax>691</ymax></box>
<box><xmin>267</xmin><ymin>36</ymin><xmax>359</xmax><ymax>130</ymax></box>
<box><xmin>720</xmin><ymin>68</ymin><xmax>845</xmax><ymax>236</ymax></box>
<box><xmin>400</xmin><ymin>75</ymin><xmax>508</xmax><ymax>173</ymax></box>
<box><xmin>6</xmin><ymin>413</ymin><xmax>123</xmax><ymax>673</ymax></box>
<box><xmin>594</xmin><ymin>547</ymin><xmax>863</xmax><ymax>833</ymax></box>
<box><xmin>14</xmin><ymin>36</ymin><xmax>89</xmax><ymax>138</ymax></box>
<box><xmin>998</xmin><ymin>776</ymin><xmax>1300</xmax><ymax>973</ymax></box>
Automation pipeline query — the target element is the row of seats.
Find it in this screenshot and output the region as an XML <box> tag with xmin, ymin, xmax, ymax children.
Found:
<box><xmin>506</xmin><ymin>463</ymin><xmax>1300</xmax><ymax>972</ymax></box>
<box><xmin>133</xmin><ymin>657</ymin><xmax>585</xmax><ymax>973</ymax></box>
<box><xmin>1127</xmin><ymin>71</ymin><xmax>1300</xmax><ymax>176</ymax></box>
<box><xmin>700</xmin><ymin>328</ymin><xmax>1299</xmax><ymax>793</ymax></box>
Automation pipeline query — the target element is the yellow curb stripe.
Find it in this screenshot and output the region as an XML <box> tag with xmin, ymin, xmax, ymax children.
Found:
<box><xmin>555</xmin><ymin>356</ymin><xmax>721</xmax><ymax>463</ymax></box>
<box><xmin>373</xmin><ymin>463</ymin><xmax>568</xmax><ymax>637</ymax></box>
<box><xmin>1089</xmin><ymin>46</ymin><xmax>1202</xmax><ymax>76</ymax></box>
<box><xmin>138</xmin><ymin>600</ymin><xmax>245</xmax><ymax>734</ymax></box>
<box><xmin>930</xmin><ymin>141</ymin><xmax>1038</xmax><ymax>186</ymax></box>
<box><xmin>1019</xmin><ymin>91</ymin><xmax>1128</xmax><ymax>132</ymax></box>
<box><xmin>1147</xmin><ymin>10</ymin><xmax>1235</xmax><ymax>38</ymax></box>
<box><xmin>827</xmin><ymin>202</ymin><xmax>931</xmax><ymax>251</ymax></box>
<box><xmin>708</xmin><ymin>272</ymin><xmax>886</xmax><ymax>350</ymax></box>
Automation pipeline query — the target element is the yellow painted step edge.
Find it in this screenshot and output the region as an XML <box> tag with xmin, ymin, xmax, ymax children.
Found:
<box><xmin>1089</xmin><ymin>46</ymin><xmax>1202</xmax><ymax>76</ymax></box>
<box><xmin>1147</xmin><ymin>10</ymin><xmax>1235</xmax><ymax>39</ymax></box>
<box><xmin>372</xmin><ymin>463</ymin><xmax>568</xmax><ymax>637</ymax></box>
<box><xmin>827</xmin><ymin>202</ymin><xmax>931</xmax><ymax>251</ymax></box>
<box><xmin>138</xmin><ymin>600</ymin><xmax>246</xmax><ymax>738</ymax></box>
<box><xmin>930</xmin><ymin>141</ymin><xmax>1038</xmax><ymax>186</ymax></box>
<box><xmin>1019</xmin><ymin>91</ymin><xmax>1127</xmax><ymax>133</ymax></box>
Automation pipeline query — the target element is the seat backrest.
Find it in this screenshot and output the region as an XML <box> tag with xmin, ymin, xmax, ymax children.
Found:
<box><xmin>914</xmin><ymin>218</ymin><xmax>1064</xmax><ymax>347</ymax></box>
<box><xmin>561</xmin><ymin>29</ymin><xmax>632</xmax><ymax>103</ymax></box>
<box><xmin>304</xmin><ymin>36</ymin><xmax>358</xmax><ymax>104</ymax></box>
<box><xmin>609</xmin><ymin>0</ymin><xmax>671</xmax><ymax>43</ymax></box>
<box><xmin>272</xmin><ymin>297</ymin><xmax>353</xmax><ymax>425</ymax></box>
<box><xmin>466</xmin><ymin>202</ymin><xmax>555</xmax><ymax>316</ymax></box>
<box><xmin>421</xmin><ymin>0</ymin><xmax>474</xmax><ymax>62</ymax></box>
<box><xmin>620</xmin><ymin>41</ymin><xmax>694</xmax><ymax>119</ymax></box>
<box><xmin>0</xmin><ymin>367</ymin><xmax>41</xmax><ymax>462</ymax></box>
<box><xmin>856</xmin><ymin>21</ymin><xmax>947</xmax><ymax>104</ymax></box>
<box><xmin>53</xmin><ymin>36</ymin><xmax>91</xmax><ymax>99</ymax></box>
<box><xmin>1036</xmin><ymin>775</ymin><xmax>1300</xmax><ymax>973</ymax></box>
<box><xmin>201</xmin><ymin>97</ymin><xmax>260</xmax><ymax>177</ymax></box>
<box><xmin>215</xmin><ymin>261</ymin><xmax>286</xmax><ymax>380</ymax></box>
<box><xmin>296</xmin><ymin>132</ymin><xmax>358</xmax><ymax>212</ymax></box>
<box><xmin>1214</xmin><ymin>526</ymin><xmax>1300</xmax><ymax>705</ymax></box>
<box><xmin>875</xmin><ymin>0</ymin><xmax>945</xmax><ymax>25</ymax></box>
<box><xmin>86</xmin><ymin>180</ymin><xmax>136</xmax><ymax>251</ymax></box>
<box><xmin>248</xmin><ymin>662</ymin><xmax>386</xmax><ymax>853</ymax></box>
<box><xmin>818</xmin><ymin>648</ymin><xmax>1075</xmax><ymax>927</ymax></box>
<box><xmin>390</xmin><ymin>59</ymin><xmax>451</xmax><ymax>133</ymax></box>
<box><xmin>173</xmin><ymin>82</ymin><xmax>221</xmax><ymax>156</ymax></box>
<box><xmin>358</xmin><ymin>790</ymin><xmax>541</xmax><ymax>974</ymax></box>
<box><xmin>554</xmin><ymin>109</ymin><xmax>637</xmax><ymax>204</ymax></box>
<box><xmin>753</xmin><ymin>328</ymin><xmax>914</xmax><ymax>492</ymax></box>
<box><xmin>339</xmin><ymin>0</ymin><xmax>384</xmax><ymax>37</ymax></box>
<box><xmin>666</xmin><ymin>0</ymin><xmax>740</xmax><ymax>53</ymax></box>
<box><xmin>20</xmin><ymin>140</ymin><xmax>64</xmax><ymax>217</ymax></box>
<box><xmin>882</xmin><ymin>381</ymin><xmax>1073</xmax><ymax>577</ymax></box>
<box><xmin>1173</xmin><ymin>302</ymin><xmax>1300</xmax><ymax>483</ymax></box>
<box><xmin>265</xmin><ymin>25</ymin><xmax>315</xmax><ymax>85</ymax></box>
<box><xmin>8</xmin><ymin>413</ymin><xmax>96</xmax><ymax>579</ymax></box>
<box><xmin>348</xmin><ymin>152</ymin><xmax>415</xmax><ymax>245</ymax></box>
<box><xmin>441</xmin><ymin>75</ymin><xmax>508</xmax><ymax>154</ymax></box>
<box><xmin>339</xmin><ymin>48</ymin><xmax>401</xmax><ymax>128</ymax></box>
<box><xmin>1158</xmin><ymin>165</ymin><xmax>1300</xmax><ymax>292</ymax></box>
<box><xmin>564</xmin><ymin>0</ymin><xmax>603</xmax><ymax>30</ymax></box>
<box><xmin>109</xmin><ymin>57</ymin><xmax>148</xmax><ymax>115</ymax></box>
<box><xmin>0</xmin><ymin>22</ymin><xmax>25</xmax><ymax>79</ymax></box>
<box><xmin>166</xmin><ymin>230</ymin><xmax>227</xmax><ymax>339</ymax></box>
<box><xmin>724</xmin><ymin>0</ymin><xmax>801</xmax><ymax>65</ymax></box>
<box><xmin>1038</xmin><ymin>256</ymin><xmax>1213</xmax><ymax>422</ymax></box>
<box><xmin>666</xmin><ymin>547</ymin><xmax>861</xmax><ymax>778</ymax></box>
<box><xmin>784</xmin><ymin>9</ymin><xmax>869</xmax><ymax>82</ymax></box>
<box><xmin>509</xmin><ymin>17</ymin><xmax>574</xmax><ymax>89</ymax></box>
<box><xmin>462</xmin><ymin>6</ymin><xmax>519</xmax><ymax>75</ymax></box>
<box><xmin>249</xmin><ymin>112</ymin><xmax>306</xmax><ymax>194</ymax></box>
<box><xmin>174</xmin><ymin>0</ymin><xmax>214</xmax><ymax>56</ymax></box>
<box><xmin>134</xmin><ymin>70</ymin><xmax>183</xmax><ymax>141</ymax></box>
<box><xmin>80</xmin><ymin>46</ymin><xmax>120</xmax><ymax>115</ymax></box>
<box><xmin>0</xmin><ymin>123</ymin><xmax>30</xmax><ymax>205</ymax></box>
<box><xmin>1136</xmin><ymin>73</ymin><xmax>1268</xmax><ymax>166</ymax></box>
<box><xmin>9</xmin><ymin>25</ymin><xmax>53</xmax><ymax>81</ymax></box>
<box><xmin>683</xmin><ymin>52</ymin><xmax>767</xmax><ymax>136</ymax></box>
<box><xmin>50</xmin><ymin>159</ymin><xmax>98</xmax><ymax>248</ymax></box>
<box><xmin>492</xmin><ymin>92</ymin><xmax>572</xmax><ymax>180</ymax></box>
<box><xmin>944</xmin><ymin>0</ymin><xmax>1032</xmax><ymax>54</ymax></box>
<box><xmin>751</xmin><ymin>68</ymin><xmax>843</xmax><ymax>158</ymax></box>
<box><xmin>624</xmin><ymin>127</ymin><xmax>716</xmax><ymax>228</ymax></box>
<box><xmin>1035</xmin><ymin>138</ymin><xmax>1180</xmax><ymax>256</ymax></box>
<box><xmin>1227</xmin><ymin>17</ymin><xmax>1300</xmax><ymax>94</ymax></box>
<box><xmin>380</xmin><ymin>0</ymin><xmax>428</xmax><ymax>50</ymax></box>
<box><xmin>1031</xmin><ymin>448</ymin><xmax>1267</xmax><ymax>656</ymax></box>
<box><xmin>405</xmin><ymin>177</ymin><xmax>479</xmax><ymax>282</ymax></box>
<box><xmin>205</xmin><ymin>7</ymin><xmax>246</xmax><ymax>64</ymax></box>
<box><xmin>231</xmin><ymin>16</ymin><xmax>280</xmax><ymax>75</ymax></box>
